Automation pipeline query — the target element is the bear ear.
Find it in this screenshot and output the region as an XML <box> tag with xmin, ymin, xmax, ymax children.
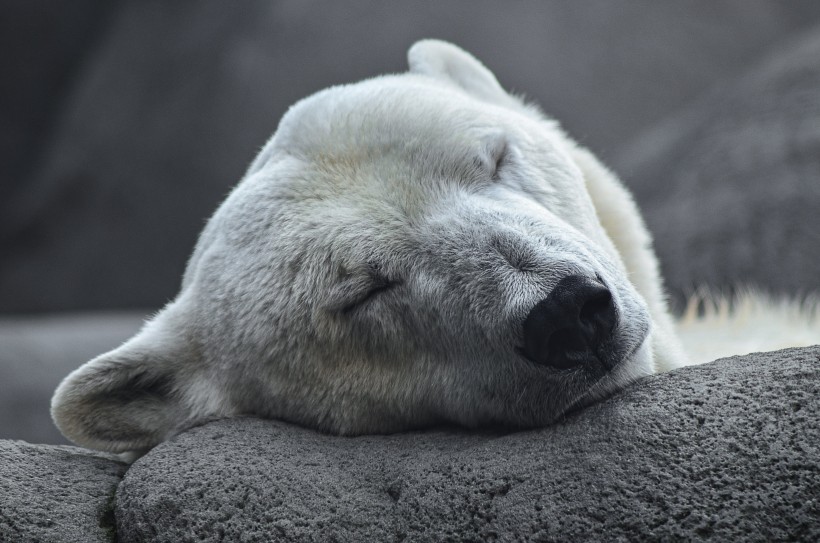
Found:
<box><xmin>407</xmin><ymin>39</ymin><xmax>511</xmax><ymax>104</ymax></box>
<box><xmin>51</xmin><ymin>307</ymin><xmax>198</xmax><ymax>453</ymax></box>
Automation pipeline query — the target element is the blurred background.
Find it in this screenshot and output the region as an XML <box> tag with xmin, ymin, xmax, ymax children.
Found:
<box><xmin>2</xmin><ymin>1</ymin><xmax>819</xmax><ymax>445</ymax></box>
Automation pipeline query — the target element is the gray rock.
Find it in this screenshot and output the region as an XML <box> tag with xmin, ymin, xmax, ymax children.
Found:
<box><xmin>615</xmin><ymin>26</ymin><xmax>820</xmax><ymax>305</ymax></box>
<box><xmin>0</xmin><ymin>441</ymin><xmax>126</xmax><ymax>543</ymax></box>
<box><xmin>117</xmin><ymin>346</ymin><xmax>819</xmax><ymax>542</ymax></box>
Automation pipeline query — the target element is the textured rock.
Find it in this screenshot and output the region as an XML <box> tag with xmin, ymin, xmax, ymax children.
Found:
<box><xmin>117</xmin><ymin>347</ymin><xmax>819</xmax><ymax>542</ymax></box>
<box><xmin>615</xmin><ymin>26</ymin><xmax>820</xmax><ymax>304</ymax></box>
<box><xmin>0</xmin><ymin>441</ymin><xmax>126</xmax><ymax>543</ymax></box>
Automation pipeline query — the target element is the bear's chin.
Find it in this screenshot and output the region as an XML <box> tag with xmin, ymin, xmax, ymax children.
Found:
<box><xmin>561</xmin><ymin>335</ymin><xmax>654</xmax><ymax>416</ymax></box>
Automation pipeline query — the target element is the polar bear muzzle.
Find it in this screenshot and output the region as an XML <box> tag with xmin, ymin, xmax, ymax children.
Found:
<box><xmin>519</xmin><ymin>275</ymin><xmax>618</xmax><ymax>372</ymax></box>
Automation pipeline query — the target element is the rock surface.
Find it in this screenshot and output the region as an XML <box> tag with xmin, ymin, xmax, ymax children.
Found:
<box><xmin>616</xmin><ymin>25</ymin><xmax>820</xmax><ymax>304</ymax></box>
<box><xmin>117</xmin><ymin>347</ymin><xmax>819</xmax><ymax>542</ymax></box>
<box><xmin>0</xmin><ymin>441</ymin><xmax>126</xmax><ymax>543</ymax></box>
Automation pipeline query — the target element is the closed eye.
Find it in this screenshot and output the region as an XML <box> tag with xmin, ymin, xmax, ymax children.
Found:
<box><xmin>325</xmin><ymin>262</ymin><xmax>402</xmax><ymax>314</ymax></box>
<box><xmin>485</xmin><ymin>134</ymin><xmax>509</xmax><ymax>182</ymax></box>
<box><xmin>340</xmin><ymin>276</ymin><xmax>401</xmax><ymax>314</ymax></box>
<box><xmin>491</xmin><ymin>147</ymin><xmax>507</xmax><ymax>182</ymax></box>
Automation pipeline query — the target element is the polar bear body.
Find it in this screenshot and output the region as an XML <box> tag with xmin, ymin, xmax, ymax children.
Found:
<box><xmin>53</xmin><ymin>40</ymin><xmax>689</xmax><ymax>453</ymax></box>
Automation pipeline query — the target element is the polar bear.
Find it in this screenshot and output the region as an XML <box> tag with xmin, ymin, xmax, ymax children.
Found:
<box><xmin>52</xmin><ymin>40</ymin><xmax>727</xmax><ymax>453</ymax></box>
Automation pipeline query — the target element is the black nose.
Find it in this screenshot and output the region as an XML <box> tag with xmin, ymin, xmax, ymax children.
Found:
<box><xmin>519</xmin><ymin>275</ymin><xmax>617</xmax><ymax>371</ymax></box>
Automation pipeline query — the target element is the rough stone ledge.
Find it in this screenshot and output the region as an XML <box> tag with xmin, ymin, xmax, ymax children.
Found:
<box><xmin>0</xmin><ymin>441</ymin><xmax>126</xmax><ymax>543</ymax></box>
<box><xmin>117</xmin><ymin>346</ymin><xmax>819</xmax><ymax>542</ymax></box>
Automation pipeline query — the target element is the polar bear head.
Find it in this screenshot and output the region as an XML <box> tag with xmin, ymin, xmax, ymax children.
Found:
<box><xmin>52</xmin><ymin>40</ymin><xmax>686</xmax><ymax>452</ymax></box>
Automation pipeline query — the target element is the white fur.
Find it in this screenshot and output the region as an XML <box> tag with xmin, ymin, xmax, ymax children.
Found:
<box><xmin>677</xmin><ymin>291</ymin><xmax>820</xmax><ymax>365</ymax></box>
<box><xmin>50</xmin><ymin>40</ymin><xmax>817</xmax><ymax>453</ymax></box>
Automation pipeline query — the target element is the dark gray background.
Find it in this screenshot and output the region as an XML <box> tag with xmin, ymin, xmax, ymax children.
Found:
<box><xmin>3</xmin><ymin>0</ymin><xmax>819</xmax><ymax>313</ymax></box>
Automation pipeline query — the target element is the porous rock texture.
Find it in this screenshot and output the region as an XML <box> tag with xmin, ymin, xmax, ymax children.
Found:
<box><xmin>616</xmin><ymin>25</ymin><xmax>820</xmax><ymax>304</ymax></box>
<box><xmin>117</xmin><ymin>346</ymin><xmax>819</xmax><ymax>542</ymax></box>
<box><xmin>0</xmin><ymin>441</ymin><xmax>126</xmax><ymax>543</ymax></box>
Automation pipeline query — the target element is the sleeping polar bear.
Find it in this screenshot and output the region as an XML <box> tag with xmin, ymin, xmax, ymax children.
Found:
<box><xmin>52</xmin><ymin>40</ymin><xmax>775</xmax><ymax>453</ymax></box>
